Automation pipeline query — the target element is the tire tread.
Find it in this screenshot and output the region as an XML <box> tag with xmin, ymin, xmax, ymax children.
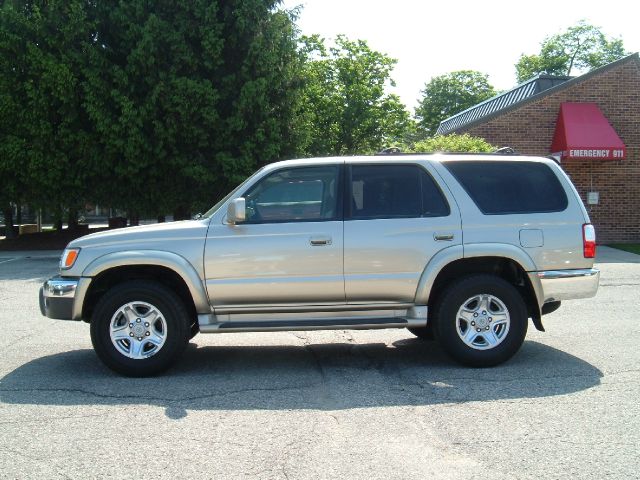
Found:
<box><xmin>90</xmin><ymin>280</ymin><xmax>191</xmax><ymax>376</ymax></box>
<box><xmin>433</xmin><ymin>274</ymin><xmax>528</xmax><ymax>367</ymax></box>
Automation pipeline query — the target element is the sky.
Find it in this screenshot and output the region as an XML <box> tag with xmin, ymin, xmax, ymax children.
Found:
<box><xmin>281</xmin><ymin>0</ymin><xmax>640</xmax><ymax>110</ymax></box>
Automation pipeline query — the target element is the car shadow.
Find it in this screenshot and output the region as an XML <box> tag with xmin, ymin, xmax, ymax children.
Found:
<box><xmin>0</xmin><ymin>339</ymin><xmax>602</xmax><ymax>419</ymax></box>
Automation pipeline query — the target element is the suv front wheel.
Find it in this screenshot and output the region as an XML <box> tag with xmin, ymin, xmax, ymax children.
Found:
<box><xmin>434</xmin><ymin>275</ymin><xmax>528</xmax><ymax>367</ymax></box>
<box><xmin>90</xmin><ymin>280</ymin><xmax>191</xmax><ymax>376</ymax></box>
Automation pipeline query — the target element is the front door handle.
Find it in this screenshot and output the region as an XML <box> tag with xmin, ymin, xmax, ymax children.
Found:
<box><xmin>310</xmin><ymin>236</ymin><xmax>332</xmax><ymax>246</ymax></box>
<box><xmin>434</xmin><ymin>233</ymin><xmax>454</xmax><ymax>241</ymax></box>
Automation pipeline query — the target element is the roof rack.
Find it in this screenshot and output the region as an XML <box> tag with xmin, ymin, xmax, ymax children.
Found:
<box><xmin>493</xmin><ymin>146</ymin><xmax>518</xmax><ymax>155</ymax></box>
<box><xmin>377</xmin><ymin>147</ymin><xmax>403</xmax><ymax>155</ymax></box>
<box><xmin>373</xmin><ymin>146</ymin><xmax>521</xmax><ymax>156</ymax></box>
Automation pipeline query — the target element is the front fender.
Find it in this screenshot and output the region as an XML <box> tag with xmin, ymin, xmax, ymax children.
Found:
<box><xmin>81</xmin><ymin>250</ymin><xmax>211</xmax><ymax>313</ymax></box>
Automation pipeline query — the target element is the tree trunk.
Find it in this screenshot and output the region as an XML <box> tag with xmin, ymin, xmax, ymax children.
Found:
<box><xmin>128</xmin><ymin>211</ymin><xmax>139</xmax><ymax>226</ymax></box>
<box><xmin>67</xmin><ymin>208</ymin><xmax>79</xmax><ymax>231</ymax></box>
<box><xmin>567</xmin><ymin>42</ymin><xmax>582</xmax><ymax>76</ymax></box>
<box><xmin>2</xmin><ymin>205</ymin><xmax>16</xmax><ymax>239</ymax></box>
<box><xmin>53</xmin><ymin>206</ymin><xmax>64</xmax><ymax>231</ymax></box>
<box><xmin>15</xmin><ymin>202</ymin><xmax>22</xmax><ymax>227</ymax></box>
<box><xmin>173</xmin><ymin>206</ymin><xmax>191</xmax><ymax>221</ymax></box>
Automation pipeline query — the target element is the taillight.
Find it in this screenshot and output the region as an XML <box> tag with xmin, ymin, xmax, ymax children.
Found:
<box><xmin>583</xmin><ymin>224</ymin><xmax>596</xmax><ymax>258</ymax></box>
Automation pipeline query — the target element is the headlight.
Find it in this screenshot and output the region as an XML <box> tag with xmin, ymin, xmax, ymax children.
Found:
<box><xmin>60</xmin><ymin>248</ymin><xmax>80</xmax><ymax>270</ymax></box>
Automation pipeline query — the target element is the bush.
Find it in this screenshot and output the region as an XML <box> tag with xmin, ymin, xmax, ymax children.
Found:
<box><xmin>408</xmin><ymin>134</ymin><xmax>496</xmax><ymax>153</ymax></box>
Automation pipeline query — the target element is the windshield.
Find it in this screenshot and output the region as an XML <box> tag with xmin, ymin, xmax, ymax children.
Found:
<box><xmin>202</xmin><ymin>167</ymin><xmax>265</xmax><ymax>218</ymax></box>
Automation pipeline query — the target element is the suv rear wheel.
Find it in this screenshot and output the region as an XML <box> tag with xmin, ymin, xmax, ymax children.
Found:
<box><xmin>433</xmin><ymin>274</ymin><xmax>528</xmax><ymax>367</ymax></box>
<box><xmin>90</xmin><ymin>280</ymin><xmax>191</xmax><ymax>376</ymax></box>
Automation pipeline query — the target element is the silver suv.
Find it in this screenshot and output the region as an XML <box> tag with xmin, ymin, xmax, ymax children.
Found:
<box><xmin>40</xmin><ymin>154</ymin><xmax>600</xmax><ymax>376</ymax></box>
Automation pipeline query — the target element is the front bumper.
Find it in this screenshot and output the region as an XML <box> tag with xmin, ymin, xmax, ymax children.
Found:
<box><xmin>40</xmin><ymin>276</ymin><xmax>80</xmax><ymax>320</ymax></box>
<box><xmin>532</xmin><ymin>268</ymin><xmax>600</xmax><ymax>303</ymax></box>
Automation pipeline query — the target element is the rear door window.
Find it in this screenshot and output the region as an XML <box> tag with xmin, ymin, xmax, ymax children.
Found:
<box><xmin>348</xmin><ymin>164</ymin><xmax>450</xmax><ymax>219</ymax></box>
<box><xmin>444</xmin><ymin>161</ymin><xmax>568</xmax><ymax>214</ymax></box>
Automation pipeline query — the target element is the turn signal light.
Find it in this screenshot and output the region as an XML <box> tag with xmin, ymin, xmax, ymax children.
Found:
<box><xmin>61</xmin><ymin>248</ymin><xmax>80</xmax><ymax>269</ymax></box>
<box><xmin>583</xmin><ymin>224</ymin><xmax>596</xmax><ymax>258</ymax></box>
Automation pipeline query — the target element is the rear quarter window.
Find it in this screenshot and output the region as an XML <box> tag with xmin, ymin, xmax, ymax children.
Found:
<box><xmin>444</xmin><ymin>161</ymin><xmax>568</xmax><ymax>215</ymax></box>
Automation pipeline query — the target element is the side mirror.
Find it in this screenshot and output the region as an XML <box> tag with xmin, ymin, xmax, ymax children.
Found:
<box><xmin>227</xmin><ymin>198</ymin><xmax>246</xmax><ymax>224</ymax></box>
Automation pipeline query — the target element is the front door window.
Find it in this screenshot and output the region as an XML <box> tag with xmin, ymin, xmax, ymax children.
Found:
<box><xmin>243</xmin><ymin>166</ymin><xmax>341</xmax><ymax>223</ymax></box>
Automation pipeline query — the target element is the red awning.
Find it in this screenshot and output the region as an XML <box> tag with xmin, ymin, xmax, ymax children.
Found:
<box><xmin>550</xmin><ymin>103</ymin><xmax>626</xmax><ymax>160</ymax></box>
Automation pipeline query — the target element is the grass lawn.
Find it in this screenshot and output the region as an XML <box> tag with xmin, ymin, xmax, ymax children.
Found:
<box><xmin>608</xmin><ymin>244</ymin><xmax>640</xmax><ymax>255</ymax></box>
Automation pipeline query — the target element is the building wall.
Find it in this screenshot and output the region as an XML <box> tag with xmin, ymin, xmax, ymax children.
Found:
<box><xmin>459</xmin><ymin>59</ymin><xmax>640</xmax><ymax>244</ymax></box>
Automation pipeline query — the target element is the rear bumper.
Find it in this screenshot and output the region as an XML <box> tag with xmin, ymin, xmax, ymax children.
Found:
<box><xmin>531</xmin><ymin>268</ymin><xmax>600</xmax><ymax>303</ymax></box>
<box><xmin>40</xmin><ymin>277</ymin><xmax>81</xmax><ymax>320</ymax></box>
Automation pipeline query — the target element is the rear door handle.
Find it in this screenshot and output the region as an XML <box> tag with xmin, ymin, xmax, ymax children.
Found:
<box><xmin>434</xmin><ymin>233</ymin><xmax>454</xmax><ymax>241</ymax></box>
<box><xmin>310</xmin><ymin>236</ymin><xmax>332</xmax><ymax>246</ymax></box>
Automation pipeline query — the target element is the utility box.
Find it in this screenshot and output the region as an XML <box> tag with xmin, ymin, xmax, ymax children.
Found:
<box><xmin>19</xmin><ymin>224</ymin><xmax>38</xmax><ymax>235</ymax></box>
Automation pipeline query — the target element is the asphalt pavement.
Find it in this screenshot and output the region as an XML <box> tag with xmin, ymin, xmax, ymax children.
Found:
<box><xmin>0</xmin><ymin>247</ymin><xmax>639</xmax><ymax>479</ymax></box>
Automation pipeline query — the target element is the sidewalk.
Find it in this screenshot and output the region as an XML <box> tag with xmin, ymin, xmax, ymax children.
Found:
<box><xmin>0</xmin><ymin>250</ymin><xmax>62</xmax><ymax>263</ymax></box>
<box><xmin>595</xmin><ymin>245</ymin><xmax>640</xmax><ymax>264</ymax></box>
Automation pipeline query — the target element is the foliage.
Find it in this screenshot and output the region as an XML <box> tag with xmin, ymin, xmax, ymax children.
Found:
<box><xmin>296</xmin><ymin>35</ymin><xmax>410</xmax><ymax>156</ymax></box>
<box><xmin>85</xmin><ymin>0</ymin><xmax>302</xmax><ymax>217</ymax></box>
<box><xmin>407</xmin><ymin>134</ymin><xmax>496</xmax><ymax>153</ymax></box>
<box><xmin>0</xmin><ymin>0</ymin><xmax>301</xmax><ymax>221</ymax></box>
<box><xmin>0</xmin><ymin>1</ymin><xmax>98</xmax><ymax>224</ymax></box>
<box><xmin>414</xmin><ymin>71</ymin><xmax>495</xmax><ymax>137</ymax></box>
<box><xmin>515</xmin><ymin>21</ymin><xmax>627</xmax><ymax>82</ymax></box>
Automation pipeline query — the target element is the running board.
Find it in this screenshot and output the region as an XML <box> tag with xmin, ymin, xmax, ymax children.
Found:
<box><xmin>199</xmin><ymin>317</ymin><xmax>411</xmax><ymax>333</ymax></box>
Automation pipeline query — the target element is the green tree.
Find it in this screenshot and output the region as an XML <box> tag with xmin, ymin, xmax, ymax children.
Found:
<box><xmin>85</xmin><ymin>1</ymin><xmax>302</xmax><ymax>220</ymax></box>
<box><xmin>0</xmin><ymin>0</ymin><xmax>302</xmax><ymax>228</ymax></box>
<box><xmin>415</xmin><ymin>71</ymin><xmax>495</xmax><ymax>137</ymax></box>
<box><xmin>408</xmin><ymin>134</ymin><xmax>495</xmax><ymax>153</ymax></box>
<box><xmin>515</xmin><ymin>21</ymin><xmax>627</xmax><ymax>82</ymax></box>
<box><xmin>0</xmin><ymin>1</ymin><xmax>99</xmax><ymax>230</ymax></box>
<box><xmin>297</xmin><ymin>35</ymin><xmax>410</xmax><ymax>156</ymax></box>
<box><xmin>0</xmin><ymin>3</ymin><xmax>28</xmax><ymax>236</ymax></box>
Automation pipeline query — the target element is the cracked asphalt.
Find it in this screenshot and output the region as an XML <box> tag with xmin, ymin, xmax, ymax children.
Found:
<box><xmin>1</xmin><ymin>247</ymin><xmax>639</xmax><ymax>479</ymax></box>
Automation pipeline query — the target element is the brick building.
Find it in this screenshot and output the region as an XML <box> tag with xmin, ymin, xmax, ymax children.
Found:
<box><xmin>437</xmin><ymin>53</ymin><xmax>640</xmax><ymax>243</ymax></box>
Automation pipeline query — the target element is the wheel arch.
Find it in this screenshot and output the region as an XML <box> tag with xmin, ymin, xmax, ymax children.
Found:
<box><xmin>81</xmin><ymin>251</ymin><xmax>210</xmax><ymax>322</ymax></box>
<box><xmin>415</xmin><ymin>244</ymin><xmax>544</xmax><ymax>331</ymax></box>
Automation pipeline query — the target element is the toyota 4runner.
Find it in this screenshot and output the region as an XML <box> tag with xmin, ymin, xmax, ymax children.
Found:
<box><xmin>40</xmin><ymin>154</ymin><xmax>600</xmax><ymax>376</ymax></box>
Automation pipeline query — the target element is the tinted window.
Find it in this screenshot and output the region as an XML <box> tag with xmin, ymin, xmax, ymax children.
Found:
<box><xmin>420</xmin><ymin>168</ymin><xmax>451</xmax><ymax>217</ymax></box>
<box><xmin>243</xmin><ymin>166</ymin><xmax>340</xmax><ymax>223</ymax></box>
<box><xmin>349</xmin><ymin>165</ymin><xmax>449</xmax><ymax>219</ymax></box>
<box><xmin>445</xmin><ymin>161</ymin><xmax>568</xmax><ymax>215</ymax></box>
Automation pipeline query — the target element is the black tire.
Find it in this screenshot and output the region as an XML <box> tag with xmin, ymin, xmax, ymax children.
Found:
<box><xmin>189</xmin><ymin>321</ymin><xmax>199</xmax><ymax>340</ymax></box>
<box><xmin>407</xmin><ymin>326</ymin><xmax>435</xmax><ymax>341</ymax></box>
<box><xmin>90</xmin><ymin>280</ymin><xmax>191</xmax><ymax>376</ymax></box>
<box><xmin>433</xmin><ymin>274</ymin><xmax>528</xmax><ymax>367</ymax></box>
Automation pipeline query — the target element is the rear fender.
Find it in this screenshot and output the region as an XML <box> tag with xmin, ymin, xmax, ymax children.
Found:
<box><xmin>414</xmin><ymin>243</ymin><xmax>545</xmax><ymax>330</ymax></box>
<box><xmin>414</xmin><ymin>245</ymin><xmax>464</xmax><ymax>304</ymax></box>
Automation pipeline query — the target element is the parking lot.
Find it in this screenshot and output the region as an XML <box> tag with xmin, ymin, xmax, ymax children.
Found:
<box><xmin>1</xmin><ymin>247</ymin><xmax>639</xmax><ymax>479</ymax></box>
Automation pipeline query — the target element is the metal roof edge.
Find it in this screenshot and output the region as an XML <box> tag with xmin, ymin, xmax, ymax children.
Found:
<box><xmin>439</xmin><ymin>52</ymin><xmax>640</xmax><ymax>135</ymax></box>
<box><xmin>437</xmin><ymin>73</ymin><xmax>571</xmax><ymax>129</ymax></box>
